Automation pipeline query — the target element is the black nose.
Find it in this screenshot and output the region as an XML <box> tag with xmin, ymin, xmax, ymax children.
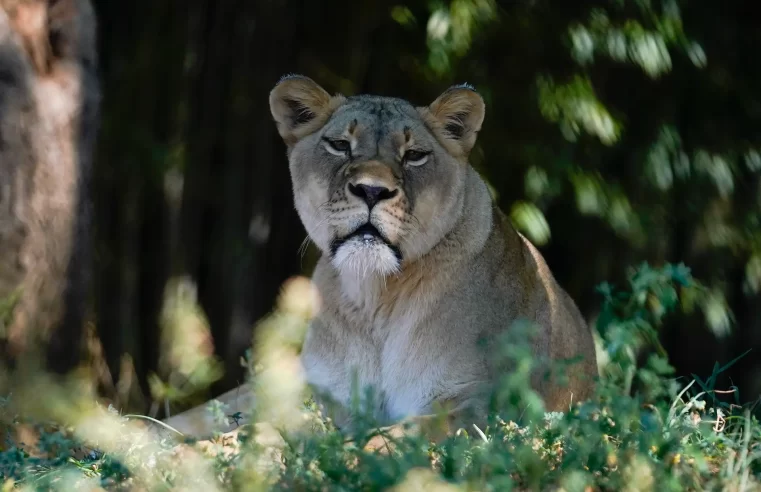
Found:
<box><xmin>348</xmin><ymin>183</ymin><xmax>398</xmax><ymax>208</ymax></box>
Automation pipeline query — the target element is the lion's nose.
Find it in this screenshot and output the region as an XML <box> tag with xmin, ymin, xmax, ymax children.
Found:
<box><xmin>348</xmin><ymin>183</ymin><xmax>398</xmax><ymax>209</ymax></box>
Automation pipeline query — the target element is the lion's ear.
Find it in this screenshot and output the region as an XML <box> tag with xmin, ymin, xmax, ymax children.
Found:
<box><xmin>420</xmin><ymin>84</ymin><xmax>485</xmax><ymax>158</ymax></box>
<box><xmin>269</xmin><ymin>75</ymin><xmax>344</xmax><ymax>146</ymax></box>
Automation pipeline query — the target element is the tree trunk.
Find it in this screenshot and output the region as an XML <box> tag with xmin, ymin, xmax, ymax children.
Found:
<box><xmin>0</xmin><ymin>0</ymin><xmax>99</xmax><ymax>374</ymax></box>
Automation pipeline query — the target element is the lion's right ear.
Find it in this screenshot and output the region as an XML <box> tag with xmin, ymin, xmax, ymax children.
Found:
<box><xmin>269</xmin><ymin>75</ymin><xmax>344</xmax><ymax>146</ymax></box>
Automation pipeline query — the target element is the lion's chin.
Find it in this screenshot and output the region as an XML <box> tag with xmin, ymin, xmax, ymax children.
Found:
<box><xmin>331</xmin><ymin>238</ymin><xmax>401</xmax><ymax>278</ymax></box>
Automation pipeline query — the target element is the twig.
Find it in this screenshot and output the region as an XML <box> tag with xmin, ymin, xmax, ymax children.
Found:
<box><xmin>123</xmin><ymin>414</ymin><xmax>185</xmax><ymax>437</ymax></box>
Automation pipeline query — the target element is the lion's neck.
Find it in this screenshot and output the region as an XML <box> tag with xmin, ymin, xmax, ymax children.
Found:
<box><xmin>337</xmin><ymin>166</ymin><xmax>494</xmax><ymax>318</ymax></box>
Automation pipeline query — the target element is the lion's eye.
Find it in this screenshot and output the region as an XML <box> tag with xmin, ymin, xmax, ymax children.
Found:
<box><xmin>324</xmin><ymin>138</ymin><xmax>351</xmax><ymax>155</ymax></box>
<box><xmin>403</xmin><ymin>150</ymin><xmax>430</xmax><ymax>167</ymax></box>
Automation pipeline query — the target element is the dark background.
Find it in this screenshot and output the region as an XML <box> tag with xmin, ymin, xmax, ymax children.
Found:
<box><xmin>75</xmin><ymin>0</ymin><xmax>760</xmax><ymax>414</ymax></box>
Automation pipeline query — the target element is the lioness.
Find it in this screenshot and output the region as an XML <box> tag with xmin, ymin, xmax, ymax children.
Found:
<box><xmin>163</xmin><ymin>76</ymin><xmax>597</xmax><ymax>440</ymax></box>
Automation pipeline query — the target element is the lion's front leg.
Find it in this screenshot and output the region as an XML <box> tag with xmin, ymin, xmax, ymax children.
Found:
<box><xmin>162</xmin><ymin>382</ymin><xmax>255</xmax><ymax>439</ymax></box>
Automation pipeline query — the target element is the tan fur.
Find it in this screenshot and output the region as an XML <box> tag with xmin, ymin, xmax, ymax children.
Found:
<box><xmin>269</xmin><ymin>76</ymin><xmax>346</xmax><ymax>146</ymax></box>
<box><xmin>164</xmin><ymin>77</ymin><xmax>598</xmax><ymax>439</ymax></box>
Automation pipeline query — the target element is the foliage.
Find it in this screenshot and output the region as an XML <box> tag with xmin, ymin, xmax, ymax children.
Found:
<box><xmin>2</xmin><ymin>0</ymin><xmax>759</xmax><ymax>490</ymax></box>
<box><xmin>1</xmin><ymin>264</ymin><xmax>759</xmax><ymax>491</ymax></box>
<box><xmin>79</xmin><ymin>0</ymin><xmax>761</xmax><ymax>417</ymax></box>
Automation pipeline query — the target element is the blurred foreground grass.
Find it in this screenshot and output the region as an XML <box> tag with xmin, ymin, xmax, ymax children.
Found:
<box><xmin>1</xmin><ymin>264</ymin><xmax>759</xmax><ymax>491</ymax></box>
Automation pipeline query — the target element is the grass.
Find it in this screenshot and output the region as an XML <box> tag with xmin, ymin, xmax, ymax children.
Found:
<box><xmin>1</xmin><ymin>263</ymin><xmax>760</xmax><ymax>491</ymax></box>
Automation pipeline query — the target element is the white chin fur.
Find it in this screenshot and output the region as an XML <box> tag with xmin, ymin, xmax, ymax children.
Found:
<box><xmin>331</xmin><ymin>239</ymin><xmax>400</xmax><ymax>277</ymax></box>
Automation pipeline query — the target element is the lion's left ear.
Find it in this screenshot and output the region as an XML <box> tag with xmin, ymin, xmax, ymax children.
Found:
<box><xmin>419</xmin><ymin>84</ymin><xmax>485</xmax><ymax>158</ymax></box>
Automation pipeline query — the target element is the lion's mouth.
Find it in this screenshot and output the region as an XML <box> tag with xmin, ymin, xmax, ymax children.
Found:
<box><xmin>349</xmin><ymin>223</ymin><xmax>386</xmax><ymax>243</ymax></box>
<box><xmin>330</xmin><ymin>223</ymin><xmax>403</xmax><ymax>261</ymax></box>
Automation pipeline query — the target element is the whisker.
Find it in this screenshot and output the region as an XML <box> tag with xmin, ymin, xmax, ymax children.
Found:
<box><xmin>407</xmin><ymin>212</ymin><xmax>424</xmax><ymax>233</ymax></box>
<box><xmin>298</xmin><ymin>215</ymin><xmax>333</xmax><ymax>269</ymax></box>
<box><xmin>298</xmin><ymin>235</ymin><xmax>312</xmax><ymax>258</ymax></box>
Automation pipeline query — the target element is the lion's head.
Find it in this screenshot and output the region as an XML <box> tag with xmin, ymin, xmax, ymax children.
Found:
<box><xmin>269</xmin><ymin>75</ymin><xmax>485</xmax><ymax>278</ymax></box>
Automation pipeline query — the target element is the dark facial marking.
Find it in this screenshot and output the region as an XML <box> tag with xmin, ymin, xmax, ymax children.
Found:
<box><xmin>444</xmin><ymin>111</ymin><xmax>469</xmax><ymax>139</ymax></box>
<box><xmin>285</xmin><ymin>98</ymin><xmax>316</xmax><ymax>126</ymax></box>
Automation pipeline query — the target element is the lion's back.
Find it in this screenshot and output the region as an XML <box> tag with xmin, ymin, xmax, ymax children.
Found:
<box><xmin>452</xmin><ymin>209</ymin><xmax>598</xmax><ymax>410</ymax></box>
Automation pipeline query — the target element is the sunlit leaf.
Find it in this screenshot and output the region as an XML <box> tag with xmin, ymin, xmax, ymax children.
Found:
<box><xmin>427</xmin><ymin>8</ymin><xmax>450</xmax><ymax>41</ymax></box>
<box><xmin>686</xmin><ymin>41</ymin><xmax>707</xmax><ymax>68</ymax></box>
<box><xmin>571</xmin><ymin>172</ymin><xmax>606</xmax><ymax>215</ymax></box>
<box><xmin>629</xmin><ymin>32</ymin><xmax>672</xmax><ymax>78</ymax></box>
<box><xmin>702</xmin><ymin>289</ymin><xmax>732</xmax><ymax>338</ymax></box>
<box><xmin>744</xmin><ymin>255</ymin><xmax>761</xmax><ymax>294</ymax></box>
<box><xmin>391</xmin><ymin>5</ymin><xmax>416</xmax><ymax>27</ymax></box>
<box><xmin>537</xmin><ymin>76</ymin><xmax>621</xmax><ymax>144</ymax></box>
<box><xmin>524</xmin><ymin>166</ymin><xmax>550</xmax><ymax>200</ymax></box>
<box><xmin>694</xmin><ymin>151</ymin><xmax>734</xmax><ymax>197</ymax></box>
<box><xmin>646</xmin><ymin>144</ymin><xmax>674</xmax><ymax>191</ymax></box>
<box><xmin>570</xmin><ymin>25</ymin><xmax>595</xmax><ymax>65</ymax></box>
<box><xmin>607</xmin><ymin>193</ymin><xmax>638</xmax><ymax>236</ymax></box>
<box><xmin>510</xmin><ymin>201</ymin><xmax>551</xmax><ymax>246</ymax></box>
<box><xmin>744</xmin><ymin>149</ymin><xmax>761</xmax><ymax>172</ymax></box>
<box><xmin>606</xmin><ymin>29</ymin><xmax>628</xmax><ymax>61</ymax></box>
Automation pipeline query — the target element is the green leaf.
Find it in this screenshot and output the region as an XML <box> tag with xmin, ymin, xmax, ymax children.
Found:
<box><xmin>510</xmin><ymin>201</ymin><xmax>551</xmax><ymax>246</ymax></box>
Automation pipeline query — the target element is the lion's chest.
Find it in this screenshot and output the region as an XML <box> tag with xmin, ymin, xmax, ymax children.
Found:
<box><xmin>377</xmin><ymin>315</ymin><xmax>442</xmax><ymax>421</ymax></box>
<box><xmin>302</xmin><ymin>310</ymin><xmax>450</xmax><ymax>425</ymax></box>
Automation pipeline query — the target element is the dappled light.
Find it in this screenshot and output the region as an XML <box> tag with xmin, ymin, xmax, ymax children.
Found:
<box><xmin>1</xmin><ymin>0</ymin><xmax>760</xmax><ymax>489</ymax></box>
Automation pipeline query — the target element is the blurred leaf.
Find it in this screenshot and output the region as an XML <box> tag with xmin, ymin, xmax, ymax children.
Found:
<box><xmin>510</xmin><ymin>201</ymin><xmax>551</xmax><ymax>246</ymax></box>
<box><xmin>629</xmin><ymin>31</ymin><xmax>672</xmax><ymax>78</ymax></box>
<box><xmin>701</xmin><ymin>289</ymin><xmax>732</xmax><ymax>338</ymax></box>
<box><xmin>571</xmin><ymin>171</ymin><xmax>606</xmax><ymax>215</ymax></box>
<box><xmin>524</xmin><ymin>166</ymin><xmax>550</xmax><ymax>201</ymax></box>
<box><xmin>391</xmin><ymin>6</ymin><xmax>416</xmax><ymax>27</ymax></box>
<box><xmin>744</xmin><ymin>255</ymin><xmax>761</xmax><ymax>294</ymax></box>
<box><xmin>538</xmin><ymin>75</ymin><xmax>621</xmax><ymax>145</ymax></box>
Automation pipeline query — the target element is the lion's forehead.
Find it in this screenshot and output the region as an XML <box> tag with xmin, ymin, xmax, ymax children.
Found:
<box><xmin>325</xmin><ymin>96</ymin><xmax>426</xmax><ymax>139</ymax></box>
<box><xmin>342</xmin><ymin>95</ymin><xmax>417</xmax><ymax>116</ymax></box>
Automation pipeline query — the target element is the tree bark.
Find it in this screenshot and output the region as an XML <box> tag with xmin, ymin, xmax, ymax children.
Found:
<box><xmin>0</xmin><ymin>0</ymin><xmax>100</xmax><ymax>374</ymax></box>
